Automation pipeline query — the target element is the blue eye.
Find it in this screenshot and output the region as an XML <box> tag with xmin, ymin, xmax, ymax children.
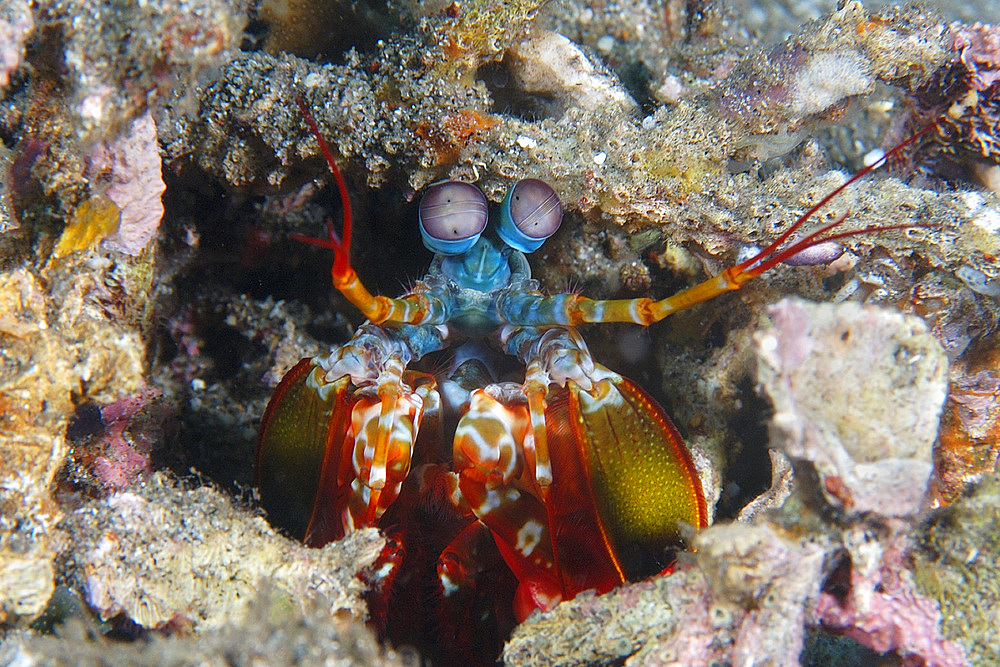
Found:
<box><xmin>497</xmin><ymin>179</ymin><xmax>562</xmax><ymax>253</ymax></box>
<box><xmin>418</xmin><ymin>181</ymin><xmax>488</xmax><ymax>255</ymax></box>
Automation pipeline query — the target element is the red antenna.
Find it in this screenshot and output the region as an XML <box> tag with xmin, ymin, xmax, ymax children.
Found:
<box><xmin>734</xmin><ymin>121</ymin><xmax>938</xmax><ymax>280</ymax></box>
<box><xmin>291</xmin><ymin>97</ymin><xmax>353</xmax><ymax>278</ymax></box>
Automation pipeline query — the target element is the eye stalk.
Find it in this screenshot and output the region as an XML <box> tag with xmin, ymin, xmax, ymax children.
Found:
<box><xmin>497</xmin><ymin>179</ymin><xmax>562</xmax><ymax>253</ymax></box>
<box><xmin>419</xmin><ymin>181</ymin><xmax>489</xmax><ymax>255</ymax></box>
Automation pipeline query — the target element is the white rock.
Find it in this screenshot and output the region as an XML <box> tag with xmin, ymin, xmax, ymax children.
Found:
<box><xmin>506</xmin><ymin>32</ymin><xmax>638</xmax><ymax>113</ymax></box>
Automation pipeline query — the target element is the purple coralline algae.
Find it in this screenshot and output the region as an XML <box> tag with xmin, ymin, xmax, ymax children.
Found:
<box><xmin>77</xmin><ymin>387</ymin><xmax>163</xmax><ymax>489</ymax></box>
<box><xmin>86</xmin><ymin>112</ymin><xmax>166</xmax><ymax>255</ymax></box>
<box><xmin>813</xmin><ymin>530</ymin><xmax>967</xmax><ymax>667</ymax></box>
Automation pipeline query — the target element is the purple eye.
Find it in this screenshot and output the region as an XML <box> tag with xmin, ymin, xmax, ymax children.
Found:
<box><xmin>418</xmin><ymin>181</ymin><xmax>488</xmax><ymax>255</ymax></box>
<box><xmin>498</xmin><ymin>179</ymin><xmax>562</xmax><ymax>253</ymax></box>
<box><xmin>509</xmin><ymin>179</ymin><xmax>562</xmax><ymax>238</ymax></box>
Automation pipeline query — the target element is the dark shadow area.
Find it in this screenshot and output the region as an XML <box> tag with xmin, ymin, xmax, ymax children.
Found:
<box><xmin>477</xmin><ymin>59</ymin><xmax>564</xmax><ymax>121</ymax></box>
<box><xmin>716</xmin><ymin>377</ymin><xmax>774</xmax><ymax>519</ymax></box>
<box><xmin>242</xmin><ymin>0</ymin><xmax>401</xmax><ymax>63</ymax></box>
<box><xmin>152</xmin><ymin>159</ymin><xmax>428</xmax><ymax>493</ymax></box>
<box><xmin>801</xmin><ymin>628</ymin><xmax>884</xmax><ymax>666</ymax></box>
<box><xmin>615</xmin><ymin>59</ymin><xmax>657</xmax><ymax>117</ymax></box>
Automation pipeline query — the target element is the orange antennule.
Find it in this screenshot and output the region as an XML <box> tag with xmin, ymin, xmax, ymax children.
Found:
<box><xmin>643</xmin><ymin>121</ymin><xmax>941</xmax><ymax>318</ymax></box>
<box><xmin>290</xmin><ymin>97</ymin><xmax>445</xmax><ymax>326</ymax></box>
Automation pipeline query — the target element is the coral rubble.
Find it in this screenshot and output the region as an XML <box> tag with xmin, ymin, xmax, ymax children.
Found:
<box><xmin>0</xmin><ymin>266</ymin><xmax>145</xmax><ymax>623</ymax></box>
<box><xmin>719</xmin><ymin>2</ymin><xmax>950</xmax><ymax>136</ymax></box>
<box><xmin>505</xmin><ymin>523</ymin><xmax>829</xmax><ymax>666</ymax></box>
<box><xmin>906</xmin><ymin>21</ymin><xmax>1000</xmax><ymax>184</ymax></box>
<box><xmin>66</xmin><ymin>473</ymin><xmax>384</xmax><ymax>628</ymax></box>
<box><xmin>1</xmin><ymin>585</ymin><xmax>407</xmax><ymax>666</ymax></box>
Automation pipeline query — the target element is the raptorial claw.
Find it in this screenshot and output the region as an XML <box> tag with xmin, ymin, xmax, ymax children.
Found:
<box><xmin>255</xmin><ymin>360</ymin><xmax>354</xmax><ymax>543</ymax></box>
<box><xmin>472</xmin><ymin>326</ymin><xmax>708</xmax><ymax>616</ymax></box>
<box><xmin>342</xmin><ymin>371</ymin><xmax>428</xmax><ymax>532</ymax></box>
<box><xmin>256</xmin><ymin>331</ymin><xmax>439</xmax><ymax>546</ymax></box>
<box><xmin>435</xmin><ymin>520</ymin><xmax>519</xmax><ymax>662</ymax></box>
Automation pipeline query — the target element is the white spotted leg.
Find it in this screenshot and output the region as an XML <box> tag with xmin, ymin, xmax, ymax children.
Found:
<box><xmin>451</xmin><ymin>384</ymin><xmax>564</xmax><ymax>619</ymax></box>
<box><xmin>337</xmin><ymin>361</ymin><xmax>437</xmax><ymax>533</ymax></box>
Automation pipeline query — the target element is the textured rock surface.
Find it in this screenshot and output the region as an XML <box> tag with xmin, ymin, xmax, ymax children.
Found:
<box><xmin>504</xmin><ymin>523</ymin><xmax>828</xmax><ymax>666</ymax></box>
<box><xmin>755</xmin><ymin>298</ymin><xmax>949</xmax><ymax>516</ymax></box>
<box><xmin>0</xmin><ymin>267</ymin><xmax>145</xmax><ymax>623</ymax></box>
<box><xmin>914</xmin><ymin>472</ymin><xmax>1000</xmax><ymax>666</ymax></box>
<box><xmin>66</xmin><ymin>473</ymin><xmax>384</xmax><ymax>628</ymax></box>
<box><xmin>0</xmin><ymin>587</ymin><xmax>408</xmax><ymax>666</ymax></box>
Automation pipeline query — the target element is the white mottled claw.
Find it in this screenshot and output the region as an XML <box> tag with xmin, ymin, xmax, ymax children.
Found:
<box><xmin>519</xmin><ymin>327</ymin><xmax>620</xmax><ymax>488</ymax></box>
<box><xmin>343</xmin><ymin>357</ymin><xmax>433</xmax><ymax>529</ymax></box>
<box><xmin>451</xmin><ymin>390</ymin><xmax>557</xmax><ymax>577</ymax></box>
<box><xmin>453</xmin><ymin>387</ymin><xmax>529</xmax><ymax>489</ymax></box>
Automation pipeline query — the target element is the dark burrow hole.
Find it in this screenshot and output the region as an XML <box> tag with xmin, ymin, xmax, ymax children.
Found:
<box><xmin>153</xmin><ymin>164</ymin><xmax>429</xmax><ymax>491</ymax></box>
<box><xmin>819</xmin><ymin>548</ymin><xmax>852</xmax><ymax>602</ymax></box>
<box><xmin>477</xmin><ymin>60</ymin><xmax>563</xmax><ymax>122</ymax></box>
<box><xmin>65</xmin><ymin>403</ymin><xmax>105</xmax><ymax>442</ymax></box>
<box><xmin>201</xmin><ymin>317</ymin><xmax>263</xmax><ymax>383</ymax></box>
<box><xmin>151</xmin><ymin>151</ymin><xmax>780</xmax><ymax>663</ymax></box>
<box><xmin>615</xmin><ymin>59</ymin><xmax>658</xmax><ymax>116</ymax></box>
<box><xmin>477</xmin><ymin>49</ymin><xmax>657</xmax><ymax>121</ymax></box>
<box><xmin>716</xmin><ymin>376</ymin><xmax>775</xmax><ymax>519</ymax></box>
<box><xmin>241</xmin><ymin>0</ymin><xmax>400</xmax><ymax>63</ymax></box>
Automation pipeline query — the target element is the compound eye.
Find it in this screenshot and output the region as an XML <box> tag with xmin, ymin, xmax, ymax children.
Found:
<box><xmin>509</xmin><ymin>179</ymin><xmax>563</xmax><ymax>238</ymax></box>
<box><xmin>498</xmin><ymin>179</ymin><xmax>562</xmax><ymax>253</ymax></box>
<box><xmin>418</xmin><ymin>181</ymin><xmax>488</xmax><ymax>255</ymax></box>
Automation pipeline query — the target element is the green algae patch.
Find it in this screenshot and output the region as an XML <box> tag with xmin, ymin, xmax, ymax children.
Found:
<box><xmin>631</xmin><ymin>102</ymin><xmax>732</xmax><ymax>201</ymax></box>
<box><xmin>913</xmin><ymin>472</ymin><xmax>1000</xmax><ymax>666</ymax></box>
<box><xmin>635</xmin><ymin>146</ymin><xmax>722</xmax><ymax>196</ymax></box>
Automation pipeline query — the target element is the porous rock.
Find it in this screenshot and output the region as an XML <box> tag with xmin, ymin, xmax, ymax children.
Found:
<box><xmin>0</xmin><ymin>585</ymin><xmax>407</xmax><ymax>666</ymax></box>
<box><xmin>0</xmin><ymin>266</ymin><xmax>145</xmax><ymax>623</ymax></box>
<box><xmin>914</xmin><ymin>472</ymin><xmax>1000</xmax><ymax>665</ymax></box>
<box><xmin>66</xmin><ymin>473</ymin><xmax>384</xmax><ymax>629</ymax></box>
<box><xmin>506</xmin><ymin>31</ymin><xmax>638</xmax><ymax>114</ymax></box>
<box><xmin>755</xmin><ymin>298</ymin><xmax>949</xmax><ymax>516</ymax></box>
<box><xmin>504</xmin><ymin>523</ymin><xmax>828</xmax><ymax>667</ymax></box>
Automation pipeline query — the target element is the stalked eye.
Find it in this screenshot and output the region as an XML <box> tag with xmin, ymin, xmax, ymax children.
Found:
<box><xmin>418</xmin><ymin>181</ymin><xmax>489</xmax><ymax>255</ymax></box>
<box><xmin>497</xmin><ymin>179</ymin><xmax>562</xmax><ymax>253</ymax></box>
